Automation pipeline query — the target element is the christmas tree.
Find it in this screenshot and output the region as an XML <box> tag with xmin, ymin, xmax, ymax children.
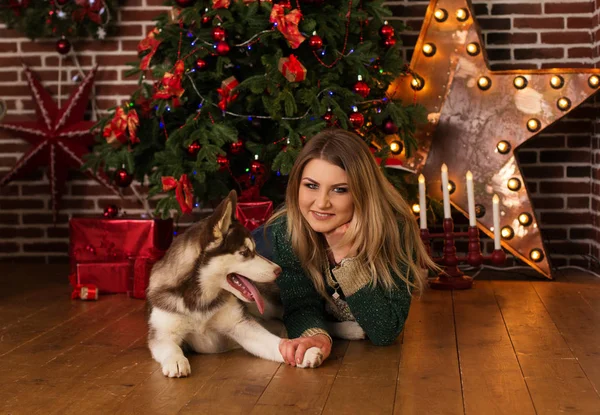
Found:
<box><xmin>86</xmin><ymin>0</ymin><xmax>426</xmax><ymax>217</ymax></box>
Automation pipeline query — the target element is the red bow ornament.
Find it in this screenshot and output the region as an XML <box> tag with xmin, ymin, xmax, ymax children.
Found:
<box><xmin>72</xmin><ymin>1</ymin><xmax>103</xmax><ymax>24</ymax></box>
<box><xmin>162</xmin><ymin>174</ymin><xmax>194</xmax><ymax>214</ymax></box>
<box><xmin>153</xmin><ymin>60</ymin><xmax>185</xmax><ymax>107</ymax></box>
<box><xmin>138</xmin><ymin>28</ymin><xmax>161</xmax><ymax>71</ymax></box>
<box><xmin>269</xmin><ymin>4</ymin><xmax>306</xmax><ymax>49</ymax></box>
<box><xmin>217</xmin><ymin>76</ymin><xmax>239</xmax><ymax>111</ymax></box>
<box><xmin>212</xmin><ymin>0</ymin><xmax>231</xmax><ymax>8</ymax></box>
<box><xmin>103</xmin><ymin>107</ymin><xmax>140</xmax><ymax>147</ymax></box>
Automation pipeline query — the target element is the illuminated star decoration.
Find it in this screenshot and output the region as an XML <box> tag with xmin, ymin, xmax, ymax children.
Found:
<box><xmin>0</xmin><ymin>65</ymin><xmax>118</xmax><ymax>222</ymax></box>
<box><xmin>388</xmin><ymin>0</ymin><xmax>600</xmax><ymax>279</ymax></box>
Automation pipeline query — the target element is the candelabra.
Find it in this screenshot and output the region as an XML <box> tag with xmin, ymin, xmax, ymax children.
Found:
<box><xmin>421</xmin><ymin>218</ymin><xmax>506</xmax><ymax>290</ymax></box>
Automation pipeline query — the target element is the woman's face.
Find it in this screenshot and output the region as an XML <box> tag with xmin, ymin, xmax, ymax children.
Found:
<box><xmin>298</xmin><ymin>158</ymin><xmax>354</xmax><ymax>234</ymax></box>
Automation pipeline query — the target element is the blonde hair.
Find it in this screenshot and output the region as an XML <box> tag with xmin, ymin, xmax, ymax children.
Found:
<box><xmin>268</xmin><ymin>129</ymin><xmax>436</xmax><ymax>299</ymax></box>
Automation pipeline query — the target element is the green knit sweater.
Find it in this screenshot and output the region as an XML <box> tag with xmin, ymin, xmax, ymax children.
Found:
<box><xmin>270</xmin><ymin>217</ymin><xmax>413</xmax><ymax>346</ymax></box>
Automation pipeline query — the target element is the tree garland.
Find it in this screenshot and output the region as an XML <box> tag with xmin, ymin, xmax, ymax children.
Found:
<box><xmin>0</xmin><ymin>0</ymin><xmax>119</xmax><ymax>40</ymax></box>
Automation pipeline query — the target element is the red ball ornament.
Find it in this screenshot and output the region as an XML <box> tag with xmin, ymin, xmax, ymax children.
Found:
<box><xmin>379</xmin><ymin>24</ymin><xmax>395</xmax><ymax>39</ymax></box>
<box><xmin>211</xmin><ymin>27</ymin><xmax>226</xmax><ymax>42</ymax></box>
<box><xmin>230</xmin><ymin>140</ymin><xmax>244</xmax><ymax>155</ymax></box>
<box><xmin>250</xmin><ymin>160</ymin><xmax>265</xmax><ymax>175</ymax></box>
<box><xmin>382</xmin><ymin>118</ymin><xmax>398</xmax><ymax>135</ymax></box>
<box><xmin>195</xmin><ymin>58</ymin><xmax>207</xmax><ymax>70</ymax></box>
<box><xmin>56</xmin><ymin>38</ymin><xmax>71</xmax><ymax>55</ymax></box>
<box><xmin>114</xmin><ymin>168</ymin><xmax>133</xmax><ymax>187</ymax></box>
<box><xmin>323</xmin><ymin>110</ymin><xmax>333</xmax><ymax>125</ymax></box>
<box><xmin>217</xmin><ymin>155</ymin><xmax>229</xmax><ymax>170</ymax></box>
<box><xmin>353</xmin><ymin>80</ymin><xmax>370</xmax><ymax>98</ymax></box>
<box><xmin>383</xmin><ymin>37</ymin><xmax>397</xmax><ymax>48</ymax></box>
<box><xmin>174</xmin><ymin>0</ymin><xmax>196</xmax><ymax>7</ymax></box>
<box><xmin>215</xmin><ymin>41</ymin><xmax>230</xmax><ymax>56</ymax></box>
<box><xmin>103</xmin><ymin>204</ymin><xmax>119</xmax><ymax>218</ymax></box>
<box><xmin>308</xmin><ymin>35</ymin><xmax>323</xmax><ymax>50</ymax></box>
<box><xmin>349</xmin><ymin>112</ymin><xmax>365</xmax><ymax>129</ymax></box>
<box><xmin>201</xmin><ymin>14</ymin><xmax>212</xmax><ymax>26</ymax></box>
<box><xmin>187</xmin><ymin>141</ymin><xmax>202</xmax><ymax>157</ymax></box>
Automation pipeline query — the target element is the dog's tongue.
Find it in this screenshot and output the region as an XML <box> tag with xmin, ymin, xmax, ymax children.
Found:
<box><xmin>235</xmin><ymin>274</ymin><xmax>265</xmax><ymax>315</ymax></box>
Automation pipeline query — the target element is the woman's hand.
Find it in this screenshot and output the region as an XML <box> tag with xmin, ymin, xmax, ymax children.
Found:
<box><xmin>324</xmin><ymin>215</ymin><xmax>359</xmax><ymax>264</ymax></box>
<box><xmin>279</xmin><ymin>334</ymin><xmax>332</xmax><ymax>367</ymax></box>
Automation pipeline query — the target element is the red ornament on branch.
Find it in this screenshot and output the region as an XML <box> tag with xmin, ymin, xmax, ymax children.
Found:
<box><xmin>56</xmin><ymin>37</ymin><xmax>71</xmax><ymax>55</ymax></box>
<box><xmin>103</xmin><ymin>204</ymin><xmax>119</xmax><ymax>218</ymax></box>
<box><xmin>211</xmin><ymin>26</ymin><xmax>226</xmax><ymax>41</ymax></box>
<box><xmin>217</xmin><ymin>155</ymin><xmax>230</xmax><ymax>170</ymax></box>
<box><xmin>278</xmin><ymin>54</ymin><xmax>307</xmax><ymax>82</ymax></box>
<box><xmin>215</xmin><ymin>40</ymin><xmax>230</xmax><ymax>55</ymax></box>
<box><xmin>115</xmin><ymin>168</ymin><xmax>133</xmax><ymax>187</ymax></box>
<box><xmin>379</xmin><ymin>22</ymin><xmax>395</xmax><ymax>39</ymax></box>
<box><xmin>195</xmin><ymin>58</ymin><xmax>207</xmax><ymax>70</ymax></box>
<box><xmin>138</xmin><ymin>28</ymin><xmax>161</xmax><ymax>71</ymax></box>
<box><xmin>103</xmin><ymin>106</ymin><xmax>140</xmax><ymax>148</ymax></box>
<box><xmin>308</xmin><ymin>33</ymin><xmax>323</xmax><ymax>50</ymax></box>
<box><xmin>217</xmin><ymin>76</ymin><xmax>239</xmax><ymax>111</ymax></box>
<box><xmin>353</xmin><ymin>76</ymin><xmax>370</xmax><ymax>98</ymax></box>
<box><xmin>230</xmin><ymin>139</ymin><xmax>244</xmax><ymax>154</ymax></box>
<box><xmin>187</xmin><ymin>141</ymin><xmax>202</xmax><ymax>157</ymax></box>
<box><xmin>349</xmin><ymin>108</ymin><xmax>365</xmax><ymax>129</ymax></box>
<box><xmin>0</xmin><ymin>65</ymin><xmax>118</xmax><ymax>221</ymax></box>
<box><xmin>153</xmin><ymin>60</ymin><xmax>185</xmax><ymax>107</ymax></box>
<box><xmin>382</xmin><ymin>118</ymin><xmax>398</xmax><ymax>135</ymax></box>
<box><xmin>383</xmin><ymin>37</ymin><xmax>397</xmax><ymax>48</ymax></box>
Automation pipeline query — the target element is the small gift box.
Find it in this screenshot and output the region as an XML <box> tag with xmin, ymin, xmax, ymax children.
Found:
<box><xmin>69</xmin><ymin>217</ymin><xmax>173</xmax><ymax>299</ymax></box>
<box><xmin>218</xmin><ymin>76</ymin><xmax>239</xmax><ymax>110</ymax></box>
<box><xmin>278</xmin><ymin>55</ymin><xmax>306</xmax><ymax>82</ymax></box>
<box><xmin>236</xmin><ymin>197</ymin><xmax>273</xmax><ymax>231</ymax></box>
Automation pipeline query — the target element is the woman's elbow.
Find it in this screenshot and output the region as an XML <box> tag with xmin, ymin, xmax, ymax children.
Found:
<box><xmin>367</xmin><ymin>325</ymin><xmax>404</xmax><ymax>346</ymax></box>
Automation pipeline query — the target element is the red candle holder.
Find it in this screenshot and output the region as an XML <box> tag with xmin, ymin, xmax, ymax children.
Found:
<box><xmin>421</xmin><ymin>218</ymin><xmax>506</xmax><ymax>290</ymax></box>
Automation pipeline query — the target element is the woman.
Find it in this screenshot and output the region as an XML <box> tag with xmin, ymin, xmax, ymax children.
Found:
<box><xmin>262</xmin><ymin>129</ymin><xmax>436</xmax><ymax>367</ymax></box>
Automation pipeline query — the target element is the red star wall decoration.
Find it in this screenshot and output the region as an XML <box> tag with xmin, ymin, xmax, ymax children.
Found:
<box><xmin>0</xmin><ymin>65</ymin><xmax>118</xmax><ymax>221</ymax></box>
<box><xmin>388</xmin><ymin>0</ymin><xmax>600</xmax><ymax>278</ymax></box>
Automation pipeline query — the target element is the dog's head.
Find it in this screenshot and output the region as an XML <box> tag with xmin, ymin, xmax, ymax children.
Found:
<box><xmin>203</xmin><ymin>190</ymin><xmax>281</xmax><ymax>314</ymax></box>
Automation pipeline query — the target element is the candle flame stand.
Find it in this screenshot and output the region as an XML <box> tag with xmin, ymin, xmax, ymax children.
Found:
<box><xmin>421</xmin><ymin>218</ymin><xmax>506</xmax><ymax>290</ymax></box>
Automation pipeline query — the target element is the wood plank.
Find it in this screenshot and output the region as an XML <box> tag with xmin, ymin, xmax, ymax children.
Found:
<box><xmin>0</xmin><ymin>296</ymin><xmax>143</xmax><ymax>414</ymax></box>
<box><xmin>322</xmin><ymin>338</ymin><xmax>402</xmax><ymax>414</ymax></box>
<box><xmin>252</xmin><ymin>340</ymin><xmax>348</xmax><ymax>415</ymax></box>
<box><xmin>395</xmin><ymin>290</ymin><xmax>463</xmax><ymax>415</ymax></box>
<box><xmin>532</xmin><ymin>273</ymin><xmax>600</xmax><ymax>397</ymax></box>
<box><xmin>492</xmin><ymin>279</ymin><xmax>600</xmax><ymax>413</ymax></box>
<box><xmin>453</xmin><ymin>279</ymin><xmax>536</xmax><ymax>415</ymax></box>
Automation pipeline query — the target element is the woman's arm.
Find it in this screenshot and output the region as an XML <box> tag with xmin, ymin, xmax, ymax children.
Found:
<box><xmin>331</xmin><ymin>259</ymin><xmax>412</xmax><ymax>346</ymax></box>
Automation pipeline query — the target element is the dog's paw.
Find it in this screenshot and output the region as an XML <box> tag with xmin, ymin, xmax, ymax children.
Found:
<box><xmin>333</xmin><ymin>321</ymin><xmax>366</xmax><ymax>340</ymax></box>
<box><xmin>161</xmin><ymin>356</ymin><xmax>191</xmax><ymax>378</ymax></box>
<box><xmin>297</xmin><ymin>347</ymin><xmax>323</xmax><ymax>369</ymax></box>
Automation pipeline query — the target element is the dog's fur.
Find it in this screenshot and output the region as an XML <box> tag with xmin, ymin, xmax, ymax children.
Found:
<box><xmin>147</xmin><ymin>190</ymin><xmax>325</xmax><ymax>377</ymax></box>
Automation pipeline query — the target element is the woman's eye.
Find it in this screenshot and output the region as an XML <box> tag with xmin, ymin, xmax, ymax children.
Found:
<box><xmin>305</xmin><ymin>183</ymin><xmax>318</xmax><ymax>190</ymax></box>
<box><xmin>334</xmin><ymin>187</ymin><xmax>348</xmax><ymax>193</ymax></box>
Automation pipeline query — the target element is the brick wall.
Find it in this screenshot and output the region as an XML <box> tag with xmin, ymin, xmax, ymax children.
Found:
<box><xmin>592</xmin><ymin>0</ymin><xmax>600</xmax><ymax>264</ymax></box>
<box><xmin>0</xmin><ymin>0</ymin><xmax>599</xmax><ymax>268</ymax></box>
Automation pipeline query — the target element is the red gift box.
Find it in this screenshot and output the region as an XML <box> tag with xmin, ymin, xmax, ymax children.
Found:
<box><xmin>69</xmin><ymin>217</ymin><xmax>173</xmax><ymax>299</ymax></box>
<box><xmin>236</xmin><ymin>198</ymin><xmax>273</xmax><ymax>231</ymax></box>
<box><xmin>278</xmin><ymin>55</ymin><xmax>306</xmax><ymax>82</ymax></box>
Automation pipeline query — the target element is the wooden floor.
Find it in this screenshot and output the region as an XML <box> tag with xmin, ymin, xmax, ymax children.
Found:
<box><xmin>0</xmin><ymin>265</ymin><xmax>599</xmax><ymax>415</ymax></box>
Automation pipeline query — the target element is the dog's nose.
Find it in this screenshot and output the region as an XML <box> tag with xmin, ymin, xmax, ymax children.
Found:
<box><xmin>274</xmin><ymin>266</ymin><xmax>282</xmax><ymax>278</ymax></box>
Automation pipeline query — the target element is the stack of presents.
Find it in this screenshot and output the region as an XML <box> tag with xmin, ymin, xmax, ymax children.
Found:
<box><xmin>68</xmin><ymin>198</ymin><xmax>272</xmax><ymax>300</ymax></box>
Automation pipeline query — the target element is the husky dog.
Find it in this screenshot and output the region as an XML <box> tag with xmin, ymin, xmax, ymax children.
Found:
<box><xmin>147</xmin><ymin>190</ymin><xmax>324</xmax><ymax>377</ymax></box>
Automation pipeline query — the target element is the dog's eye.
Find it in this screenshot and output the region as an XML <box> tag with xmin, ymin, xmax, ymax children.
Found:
<box><xmin>239</xmin><ymin>250</ymin><xmax>250</xmax><ymax>257</ymax></box>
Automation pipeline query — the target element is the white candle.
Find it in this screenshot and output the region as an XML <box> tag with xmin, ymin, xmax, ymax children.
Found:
<box><xmin>418</xmin><ymin>174</ymin><xmax>427</xmax><ymax>229</ymax></box>
<box><xmin>441</xmin><ymin>164</ymin><xmax>451</xmax><ymax>219</ymax></box>
<box><xmin>466</xmin><ymin>171</ymin><xmax>476</xmax><ymax>227</ymax></box>
<box><xmin>493</xmin><ymin>194</ymin><xmax>501</xmax><ymax>250</ymax></box>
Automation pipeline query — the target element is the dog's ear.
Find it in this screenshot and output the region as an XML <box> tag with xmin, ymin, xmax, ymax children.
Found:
<box><xmin>213</xmin><ymin>190</ymin><xmax>238</xmax><ymax>239</ymax></box>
